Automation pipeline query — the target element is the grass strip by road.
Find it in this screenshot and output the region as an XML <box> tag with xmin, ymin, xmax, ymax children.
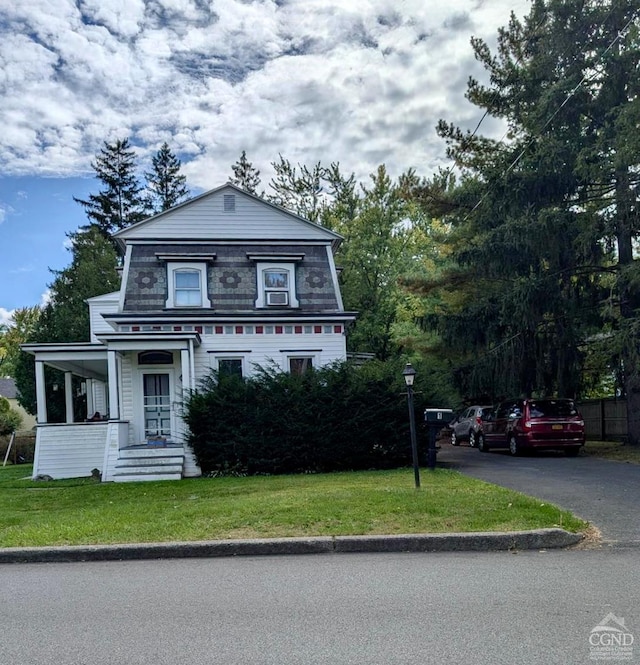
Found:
<box><xmin>0</xmin><ymin>465</ymin><xmax>587</xmax><ymax>548</ymax></box>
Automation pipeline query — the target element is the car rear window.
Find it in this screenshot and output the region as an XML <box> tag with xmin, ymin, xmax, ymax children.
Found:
<box><xmin>528</xmin><ymin>400</ymin><xmax>578</xmax><ymax>418</ymax></box>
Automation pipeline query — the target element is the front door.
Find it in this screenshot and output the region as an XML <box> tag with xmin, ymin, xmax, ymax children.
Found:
<box><xmin>143</xmin><ymin>373</ymin><xmax>172</xmax><ymax>439</ymax></box>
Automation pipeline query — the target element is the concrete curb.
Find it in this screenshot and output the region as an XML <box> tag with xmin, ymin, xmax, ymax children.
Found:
<box><xmin>0</xmin><ymin>528</ymin><xmax>582</xmax><ymax>564</ymax></box>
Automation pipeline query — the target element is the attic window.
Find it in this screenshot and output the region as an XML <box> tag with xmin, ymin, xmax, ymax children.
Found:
<box><xmin>224</xmin><ymin>194</ymin><xmax>236</xmax><ymax>212</ymax></box>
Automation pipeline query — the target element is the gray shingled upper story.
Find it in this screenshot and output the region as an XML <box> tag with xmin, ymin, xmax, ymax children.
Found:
<box><xmin>123</xmin><ymin>243</ymin><xmax>339</xmax><ymax>313</ymax></box>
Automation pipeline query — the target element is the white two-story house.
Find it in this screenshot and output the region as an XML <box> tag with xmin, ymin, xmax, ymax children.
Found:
<box><xmin>22</xmin><ymin>184</ymin><xmax>356</xmax><ymax>481</ymax></box>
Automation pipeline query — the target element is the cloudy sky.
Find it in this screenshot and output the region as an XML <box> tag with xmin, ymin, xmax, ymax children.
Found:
<box><xmin>0</xmin><ymin>0</ymin><xmax>531</xmax><ymax>325</ymax></box>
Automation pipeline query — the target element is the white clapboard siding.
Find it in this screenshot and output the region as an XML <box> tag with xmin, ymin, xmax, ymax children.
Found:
<box><xmin>33</xmin><ymin>424</ymin><xmax>108</xmax><ymax>479</ymax></box>
<box><xmin>193</xmin><ymin>330</ymin><xmax>347</xmax><ymax>381</ymax></box>
<box><xmin>92</xmin><ymin>381</ymin><xmax>108</xmax><ymax>417</ymax></box>
<box><xmin>119</xmin><ymin>356</ymin><xmax>136</xmax><ymax>445</ymax></box>
<box><xmin>87</xmin><ymin>292</ymin><xmax>120</xmax><ymax>342</ymax></box>
<box><xmin>115</xmin><ymin>186</ymin><xmax>340</xmax><ymax>243</ymax></box>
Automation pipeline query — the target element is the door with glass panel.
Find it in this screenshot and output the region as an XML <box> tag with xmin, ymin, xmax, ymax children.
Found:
<box><xmin>143</xmin><ymin>373</ymin><xmax>172</xmax><ymax>439</ymax></box>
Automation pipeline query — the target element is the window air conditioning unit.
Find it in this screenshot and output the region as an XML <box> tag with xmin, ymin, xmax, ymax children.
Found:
<box><xmin>266</xmin><ymin>291</ymin><xmax>288</xmax><ymax>306</ymax></box>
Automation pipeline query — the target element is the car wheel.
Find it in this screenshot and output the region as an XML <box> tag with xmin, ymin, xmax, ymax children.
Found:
<box><xmin>565</xmin><ymin>446</ymin><xmax>581</xmax><ymax>457</ymax></box>
<box><xmin>451</xmin><ymin>431</ymin><xmax>459</xmax><ymax>446</ymax></box>
<box><xmin>477</xmin><ymin>433</ymin><xmax>489</xmax><ymax>452</ymax></box>
<box><xmin>508</xmin><ymin>434</ymin><xmax>520</xmax><ymax>456</ymax></box>
<box><xmin>468</xmin><ymin>430</ymin><xmax>476</xmax><ymax>447</ymax></box>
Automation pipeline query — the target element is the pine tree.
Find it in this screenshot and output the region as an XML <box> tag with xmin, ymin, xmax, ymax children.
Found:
<box><xmin>74</xmin><ymin>138</ymin><xmax>147</xmax><ymax>253</ymax></box>
<box><xmin>404</xmin><ymin>0</ymin><xmax>639</xmax><ymax>409</ymax></box>
<box><xmin>145</xmin><ymin>142</ymin><xmax>189</xmax><ymax>213</ymax></box>
<box><xmin>267</xmin><ymin>155</ymin><xmax>327</xmax><ymax>223</ymax></box>
<box><xmin>229</xmin><ymin>150</ymin><xmax>261</xmax><ymax>194</ymax></box>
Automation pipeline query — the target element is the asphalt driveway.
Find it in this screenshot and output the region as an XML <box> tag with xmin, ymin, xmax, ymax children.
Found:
<box><xmin>438</xmin><ymin>444</ymin><xmax>640</xmax><ymax>548</ymax></box>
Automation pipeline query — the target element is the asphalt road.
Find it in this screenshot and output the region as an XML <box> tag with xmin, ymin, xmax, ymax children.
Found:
<box><xmin>2</xmin><ymin>549</ymin><xmax>639</xmax><ymax>665</ymax></box>
<box><xmin>437</xmin><ymin>443</ymin><xmax>640</xmax><ymax>547</ymax></box>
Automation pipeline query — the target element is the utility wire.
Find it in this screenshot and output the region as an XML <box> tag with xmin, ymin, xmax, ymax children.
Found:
<box><xmin>432</xmin><ymin>4</ymin><xmax>551</xmax><ymax>195</ymax></box>
<box><xmin>467</xmin><ymin>7</ymin><xmax>638</xmax><ymax>217</ymax></box>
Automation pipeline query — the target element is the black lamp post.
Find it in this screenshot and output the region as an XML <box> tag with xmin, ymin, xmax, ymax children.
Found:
<box><xmin>402</xmin><ymin>363</ymin><xmax>420</xmax><ymax>489</ymax></box>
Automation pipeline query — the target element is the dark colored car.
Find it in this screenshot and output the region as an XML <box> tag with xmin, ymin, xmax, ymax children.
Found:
<box><xmin>450</xmin><ymin>405</ymin><xmax>493</xmax><ymax>447</ymax></box>
<box><xmin>477</xmin><ymin>398</ymin><xmax>585</xmax><ymax>456</ymax></box>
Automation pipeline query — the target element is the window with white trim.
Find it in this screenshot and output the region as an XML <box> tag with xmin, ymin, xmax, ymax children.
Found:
<box><xmin>255</xmin><ymin>262</ymin><xmax>299</xmax><ymax>308</ymax></box>
<box><xmin>212</xmin><ymin>356</ymin><xmax>245</xmax><ymax>379</ymax></box>
<box><xmin>289</xmin><ymin>356</ymin><xmax>314</xmax><ymax>375</ymax></box>
<box><xmin>165</xmin><ymin>262</ymin><xmax>211</xmax><ymax>309</ymax></box>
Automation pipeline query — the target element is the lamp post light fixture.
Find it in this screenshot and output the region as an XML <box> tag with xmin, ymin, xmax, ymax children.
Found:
<box><xmin>402</xmin><ymin>363</ymin><xmax>420</xmax><ymax>489</ymax></box>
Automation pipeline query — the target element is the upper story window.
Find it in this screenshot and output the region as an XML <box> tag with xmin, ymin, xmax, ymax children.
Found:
<box><xmin>254</xmin><ymin>262</ymin><xmax>300</xmax><ymax>308</ymax></box>
<box><xmin>164</xmin><ymin>261</ymin><xmax>212</xmax><ymax>309</ymax></box>
<box><xmin>264</xmin><ymin>268</ymin><xmax>290</xmax><ymax>306</ymax></box>
<box><xmin>175</xmin><ymin>270</ymin><xmax>201</xmax><ymax>306</ymax></box>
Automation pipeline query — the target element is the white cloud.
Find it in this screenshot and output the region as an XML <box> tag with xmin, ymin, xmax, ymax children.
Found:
<box><xmin>0</xmin><ymin>308</ymin><xmax>14</xmax><ymax>326</ymax></box>
<box><xmin>0</xmin><ymin>0</ymin><xmax>521</xmax><ymax>183</ymax></box>
<box><xmin>40</xmin><ymin>290</ymin><xmax>52</xmax><ymax>307</ymax></box>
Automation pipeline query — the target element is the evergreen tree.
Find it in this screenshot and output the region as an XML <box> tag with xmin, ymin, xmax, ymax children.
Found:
<box><xmin>267</xmin><ymin>155</ymin><xmax>327</xmax><ymax>223</ymax></box>
<box><xmin>74</xmin><ymin>138</ymin><xmax>147</xmax><ymax>254</ymax></box>
<box><xmin>145</xmin><ymin>142</ymin><xmax>189</xmax><ymax>213</ymax></box>
<box><xmin>229</xmin><ymin>150</ymin><xmax>261</xmax><ymax>194</ymax></box>
<box><xmin>405</xmin><ymin>0</ymin><xmax>639</xmax><ymax>424</ymax></box>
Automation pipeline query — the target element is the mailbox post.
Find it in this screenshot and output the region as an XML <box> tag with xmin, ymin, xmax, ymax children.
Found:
<box><xmin>424</xmin><ymin>408</ymin><xmax>453</xmax><ymax>470</ymax></box>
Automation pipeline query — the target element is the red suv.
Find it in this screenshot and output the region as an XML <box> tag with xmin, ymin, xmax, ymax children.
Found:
<box><xmin>477</xmin><ymin>398</ymin><xmax>585</xmax><ymax>456</ymax></box>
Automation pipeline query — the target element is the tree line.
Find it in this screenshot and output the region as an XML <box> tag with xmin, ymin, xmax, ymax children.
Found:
<box><xmin>1</xmin><ymin>0</ymin><xmax>639</xmax><ymax>441</ymax></box>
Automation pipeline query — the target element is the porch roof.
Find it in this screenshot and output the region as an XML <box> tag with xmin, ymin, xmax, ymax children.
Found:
<box><xmin>22</xmin><ymin>332</ymin><xmax>201</xmax><ymax>381</ymax></box>
<box><xmin>21</xmin><ymin>342</ymin><xmax>109</xmax><ymax>381</ymax></box>
<box><xmin>95</xmin><ymin>331</ymin><xmax>201</xmax><ymax>350</ymax></box>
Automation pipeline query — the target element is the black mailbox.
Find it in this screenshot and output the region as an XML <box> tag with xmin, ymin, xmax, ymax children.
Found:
<box><xmin>424</xmin><ymin>408</ymin><xmax>453</xmax><ymax>423</ymax></box>
<box><xmin>423</xmin><ymin>408</ymin><xmax>453</xmax><ymax>469</ymax></box>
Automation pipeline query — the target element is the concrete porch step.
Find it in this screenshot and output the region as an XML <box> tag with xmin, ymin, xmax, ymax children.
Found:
<box><xmin>116</xmin><ymin>456</ymin><xmax>184</xmax><ymax>469</ymax></box>
<box><xmin>112</xmin><ymin>470</ymin><xmax>183</xmax><ymax>482</ymax></box>
<box><xmin>119</xmin><ymin>446</ymin><xmax>185</xmax><ymax>459</ymax></box>
<box><xmin>113</xmin><ymin>446</ymin><xmax>186</xmax><ymax>482</ymax></box>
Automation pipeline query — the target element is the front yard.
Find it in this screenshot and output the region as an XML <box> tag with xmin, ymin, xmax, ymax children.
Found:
<box><xmin>0</xmin><ymin>465</ymin><xmax>586</xmax><ymax>547</ymax></box>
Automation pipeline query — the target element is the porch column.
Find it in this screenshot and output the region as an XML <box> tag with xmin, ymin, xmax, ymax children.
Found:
<box><xmin>86</xmin><ymin>379</ymin><xmax>95</xmax><ymax>417</ymax></box>
<box><xmin>181</xmin><ymin>349</ymin><xmax>192</xmax><ymax>394</ymax></box>
<box><xmin>64</xmin><ymin>371</ymin><xmax>74</xmax><ymax>423</ymax></box>
<box><xmin>107</xmin><ymin>350</ymin><xmax>120</xmax><ymax>419</ymax></box>
<box><xmin>189</xmin><ymin>339</ymin><xmax>196</xmax><ymax>391</ymax></box>
<box><xmin>35</xmin><ymin>360</ymin><xmax>47</xmax><ymax>424</ymax></box>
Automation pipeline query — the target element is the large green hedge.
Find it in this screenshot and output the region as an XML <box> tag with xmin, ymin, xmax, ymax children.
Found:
<box><xmin>184</xmin><ymin>360</ymin><xmax>438</xmax><ymax>475</ymax></box>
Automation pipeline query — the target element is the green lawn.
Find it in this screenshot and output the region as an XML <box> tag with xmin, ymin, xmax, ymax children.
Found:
<box><xmin>0</xmin><ymin>465</ymin><xmax>587</xmax><ymax>547</ymax></box>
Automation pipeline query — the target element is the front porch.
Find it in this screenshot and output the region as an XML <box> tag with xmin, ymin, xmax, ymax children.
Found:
<box><xmin>33</xmin><ymin>422</ymin><xmax>197</xmax><ymax>482</ymax></box>
<box><xmin>22</xmin><ymin>334</ymin><xmax>203</xmax><ymax>482</ymax></box>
